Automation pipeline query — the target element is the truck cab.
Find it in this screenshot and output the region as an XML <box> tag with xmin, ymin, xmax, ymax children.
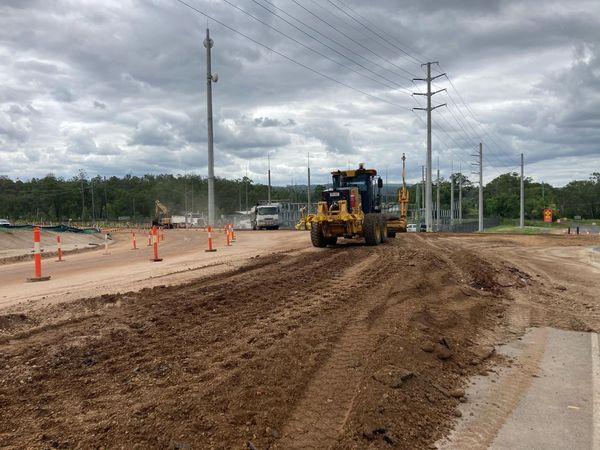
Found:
<box><xmin>252</xmin><ymin>204</ymin><xmax>281</xmax><ymax>230</ymax></box>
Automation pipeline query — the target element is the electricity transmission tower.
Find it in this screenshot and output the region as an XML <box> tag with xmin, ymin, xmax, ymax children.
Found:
<box><xmin>413</xmin><ymin>62</ymin><xmax>446</xmax><ymax>232</ymax></box>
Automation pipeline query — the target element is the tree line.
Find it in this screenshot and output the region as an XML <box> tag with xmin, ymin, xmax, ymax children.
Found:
<box><xmin>0</xmin><ymin>171</ymin><xmax>598</xmax><ymax>223</ymax></box>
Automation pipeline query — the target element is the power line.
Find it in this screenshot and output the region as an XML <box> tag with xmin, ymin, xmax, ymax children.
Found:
<box><xmin>435</xmin><ymin>83</ymin><xmax>519</xmax><ymax>168</ymax></box>
<box><xmin>325</xmin><ymin>0</ymin><xmax>423</xmax><ymax>67</ymax></box>
<box><xmin>294</xmin><ymin>0</ymin><xmax>419</xmax><ymax>80</ymax></box>
<box><xmin>172</xmin><ymin>0</ymin><xmax>412</xmax><ymax>110</ymax></box>
<box><xmin>331</xmin><ymin>0</ymin><xmax>432</xmax><ymax>63</ymax></box>
<box><xmin>241</xmin><ymin>0</ymin><xmax>414</xmax><ymax>95</ymax></box>
<box><xmin>437</xmin><ymin>67</ymin><xmax>521</xmax><ymax>163</ymax></box>
<box><xmin>251</xmin><ymin>0</ymin><xmax>415</xmax><ymax>92</ymax></box>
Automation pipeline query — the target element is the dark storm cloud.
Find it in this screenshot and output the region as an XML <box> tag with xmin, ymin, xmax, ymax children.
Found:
<box><xmin>0</xmin><ymin>0</ymin><xmax>598</xmax><ymax>186</ymax></box>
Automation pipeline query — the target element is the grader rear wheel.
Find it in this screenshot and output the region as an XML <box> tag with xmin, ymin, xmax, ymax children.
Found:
<box><xmin>380</xmin><ymin>216</ymin><xmax>388</xmax><ymax>243</ymax></box>
<box><xmin>364</xmin><ymin>213</ymin><xmax>381</xmax><ymax>246</ymax></box>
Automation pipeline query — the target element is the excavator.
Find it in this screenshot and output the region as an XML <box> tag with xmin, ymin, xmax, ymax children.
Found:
<box><xmin>152</xmin><ymin>200</ymin><xmax>173</xmax><ymax>228</ymax></box>
<box><xmin>385</xmin><ymin>153</ymin><xmax>409</xmax><ymax>237</ymax></box>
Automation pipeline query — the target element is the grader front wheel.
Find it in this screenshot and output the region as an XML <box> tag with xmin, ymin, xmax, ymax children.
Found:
<box><xmin>310</xmin><ymin>222</ymin><xmax>329</xmax><ymax>248</ymax></box>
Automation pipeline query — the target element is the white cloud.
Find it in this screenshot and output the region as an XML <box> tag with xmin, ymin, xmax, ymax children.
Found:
<box><xmin>0</xmin><ymin>0</ymin><xmax>598</xmax><ymax>187</ymax></box>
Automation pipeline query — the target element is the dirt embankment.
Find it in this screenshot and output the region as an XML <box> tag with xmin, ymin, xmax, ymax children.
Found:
<box><xmin>0</xmin><ymin>229</ymin><xmax>107</xmax><ymax>264</ymax></box>
<box><xmin>0</xmin><ymin>233</ymin><xmax>598</xmax><ymax>449</ymax></box>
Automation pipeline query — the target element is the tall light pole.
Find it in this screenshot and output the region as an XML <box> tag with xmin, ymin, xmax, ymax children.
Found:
<box><xmin>204</xmin><ymin>28</ymin><xmax>218</xmax><ymax>227</ymax></box>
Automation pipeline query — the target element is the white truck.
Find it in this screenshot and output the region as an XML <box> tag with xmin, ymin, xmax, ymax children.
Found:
<box><xmin>251</xmin><ymin>204</ymin><xmax>281</xmax><ymax>230</ymax></box>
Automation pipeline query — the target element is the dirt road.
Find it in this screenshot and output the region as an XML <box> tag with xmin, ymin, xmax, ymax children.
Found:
<box><xmin>0</xmin><ymin>229</ymin><xmax>308</xmax><ymax>311</ymax></box>
<box><xmin>0</xmin><ymin>233</ymin><xmax>598</xmax><ymax>449</ymax></box>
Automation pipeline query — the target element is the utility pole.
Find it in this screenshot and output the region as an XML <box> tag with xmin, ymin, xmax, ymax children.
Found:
<box><xmin>267</xmin><ymin>153</ymin><xmax>272</xmax><ymax>205</ymax></box>
<box><xmin>413</xmin><ymin>62</ymin><xmax>446</xmax><ymax>232</ymax></box>
<box><xmin>472</xmin><ymin>143</ymin><xmax>484</xmax><ymax>232</ymax></box>
<box><xmin>458</xmin><ymin>162</ymin><xmax>463</xmax><ymax>222</ymax></box>
<box><xmin>91</xmin><ymin>179</ymin><xmax>95</xmax><ymax>224</ymax></box>
<box><xmin>307</xmin><ymin>153</ymin><xmax>312</xmax><ymax>214</ymax></box>
<box><xmin>520</xmin><ymin>153</ymin><xmax>525</xmax><ymax>228</ymax></box>
<box><xmin>204</xmin><ymin>28</ymin><xmax>218</xmax><ymax>227</ymax></box>
<box><xmin>450</xmin><ymin>162</ymin><xmax>454</xmax><ymax>227</ymax></box>
<box><xmin>436</xmin><ymin>157</ymin><xmax>440</xmax><ymax>232</ymax></box>
<box><xmin>479</xmin><ymin>143</ymin><xmax>483</xmax><ymax>232</ymax></box>
<box><xmin>421</xmin><ymin>165</ymin><xmax>425</xmax><ymax>212</ymax></box>
<box><xmin>80</xmin><ymin>176</ymin><xmax>85</xmax><ymax>222</ymax></box>
<box><xmin>104</xmin><ymin>177</ymin><xmax>108</xmax><ymax>221</ymax></box>
<box><xmin>541</xmin><ymin>179</ymin><xmax>544</xmax><ymax>207</ymax></box>
<box><xmin>385</xmin><ymin>166</ymin><xmax>388</xmax><ymax>204</ymax></box>
<box><xmin>415</xmin><ymin>182</ymin><xmax>420</xmax><ymax>222</ymax></box>
<box><xmin>245</xmin><ymin>165</ymin><xmax>248</xmax><ymax>213</ymax></box>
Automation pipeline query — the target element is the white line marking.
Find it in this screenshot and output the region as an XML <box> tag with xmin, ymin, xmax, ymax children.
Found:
<box><xmin>592</xmin><ymin>333</ymin><xmax>600</xmax><ymax>450</ymax></box>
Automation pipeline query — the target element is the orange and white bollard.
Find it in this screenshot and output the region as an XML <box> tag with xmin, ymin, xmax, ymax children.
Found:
<box><xmin>56</xmin><ymin>234</ymin><xmax>64</xmax><ymax>262</ymax></box>
<box><xmin>150</xmin><ymin>225</ymin><xmax>162</xmax><ymax>262</ymax></box>
<box><xmin>103</xmin><ymin>233</ymin><xmax>110</xmax><ymax>255</ymax></box>
<box><xmin>205</xmin><ymin>225</ymin><xmax>217</xmax><ymax>252</ymax></box>
<box><xmin>132</xmin><ymin>232</ymin><xmax>138</xmax><ymax>250</ymax></box>
<box><xmin>231</xmin><ymin>225</ymin><xmax>236</xmax><ymax>242</ymax></box>
<box><xmin>147</xmin><ymin>229</ymin><xmax>152</xmax><ymax>246</ymax></box>
<box><xmin>27</xmin><ymin>227</ymin><xmax>50</xmax><ymax>282</ymax></box>
<box><xmin>160</xmin><ymin>228</ymin><xmax>165</xmax><ymax>241</ymax></box>
<box><xmin>226</xmin><ymin>226</ymin><xmax>231</xmax><ymax>247</ymax></box>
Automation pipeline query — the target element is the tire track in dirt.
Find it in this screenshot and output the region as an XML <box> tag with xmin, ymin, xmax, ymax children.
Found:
<box><xmin>276</xmin><ymin>246</ymin><xmax>405</xmax><ymax>449</ymax></box>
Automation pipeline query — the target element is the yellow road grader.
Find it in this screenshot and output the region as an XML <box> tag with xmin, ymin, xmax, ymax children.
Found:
<box><xmin>298</xmin><ymin>155</ymin><xmax>410</xmax><ymax>247</ymax></box>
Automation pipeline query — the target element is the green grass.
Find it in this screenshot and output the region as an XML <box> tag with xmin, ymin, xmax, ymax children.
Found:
<box><xmin>483</xmin><ymin>224</ymin><xmax>553</xmax><ymax>234</ymax></box>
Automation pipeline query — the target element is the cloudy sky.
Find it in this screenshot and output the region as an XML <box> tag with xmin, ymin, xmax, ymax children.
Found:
<box><xmin>1</xmin><ymin>0</ymin><xmax>599</xmax><ymax>186</ymax></box>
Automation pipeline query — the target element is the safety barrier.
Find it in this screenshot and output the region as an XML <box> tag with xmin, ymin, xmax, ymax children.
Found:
<box><xmin>150</xmin><ymin>225</ymin><xmax>163</xmax><ymax>262</ymax></box>
<box><xmin>27</xmin><ymin>227</ymin><xmax>51</xmax><ymax>282</ymax></box>
<box><xmin>18</xmin><ymin>226</ymin><xmax>244</xmax><ymax>283</ymax></box>
<box><xmin>205</xmin><ymin>226</ymin><xmax>217</xmax><ymax>252</ymax></box>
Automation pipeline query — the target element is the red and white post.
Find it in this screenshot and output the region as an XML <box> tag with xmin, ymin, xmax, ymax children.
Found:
<box><xmin>131</xmin><ymin>231</ymin><xmax>137</xmax><ymax>250</ymax></box>
<box><xmin>226</xmin><ymin>225</ymin><xmax>231</xmax><ymax>247</ymax></box>
<box><xmin>205</xmin><ymin>226</ymin><xmax>217</xmax><ymax>252</ymax></box>
<box><xmin>150</xmin><ymin>225</ymin><xmax>163</xmax><ymax>262</ymax></box>
<box><xmin>56</xmin><ymin>234</ymin><xmax>64</xmax><ymax>262</ymax></box>
<box><xmin>27</xmin><ymin>226</ymin><xmax>50</xmax><ymax>282</ymax></box>
<box><xmin>147</xmin><ymin>229</ymin><xmax>152</xmax><ymax>246</ymax></box>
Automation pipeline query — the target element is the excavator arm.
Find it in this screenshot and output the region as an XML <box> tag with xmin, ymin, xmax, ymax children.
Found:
<box><xmin>398</xmin><ymin>153</ymin><xmax>409</xmax><ymax>223</ymax></box>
